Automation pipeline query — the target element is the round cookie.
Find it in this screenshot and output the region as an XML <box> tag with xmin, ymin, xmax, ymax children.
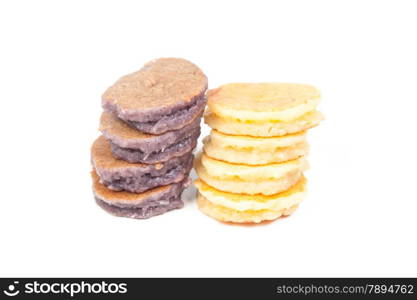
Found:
<box><xmin>102</xmin><ymin>58</ymin><xmax>208</xmax><ymax>134</ymax></box>
<box><xmin>203</xmin><ymin>130</ymin><xmax>309</xmax><ymax>165</ymax></box>
<box><xmin>194</xmin><ymin>153</ymin><xmax>308</xmax><ymax>195</ymax></box>
<box><xmin>208</xmin><ymin>129</ymin><xmax>307</xmax><ymax>149</ymax></box>
<box><xmin>91</xmin><ymin>136</ymin><xmax>193</xmax><ymax>193</ymax></box>
<box><xmin>99</xmin><ymin>112</ymin><xmax>201</xmax><ymax>164</ymax></box>
<box><xmin>194</xmin><ymin>176</ymin><xmax>306</xmax><ymax>211</ymax></box>
<box><xmin>207</xmin><ymin>83</ymin><xmax>320</xmax><ymax>122</ymax></box>
<box><xmin>92</xmin><ymin>171</ymin><xmax>188</xmax><ymax>219</ymax></box>
<box><xmin>205</xmin><ymin>110</ymin><xmax>323</xmax><ymax>137</ymax></box>
<box><xmin>197</xmin><ymin>194</ymin><xmax>299</xmax><ymax>224</ymax></box>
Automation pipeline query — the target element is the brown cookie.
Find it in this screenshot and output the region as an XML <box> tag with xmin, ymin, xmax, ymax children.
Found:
<box><xmin>92</xmin><ymin>170</ymin><xmax>189</xmax><ymax>219</ymax></box>
<box><xmin>99</xmin><ymin>112</ymin><xmax>201</xmax><ymax>163</ymax></box>
<box><xmin>102</xmin><ymin>58</ymin><xmax>207</xmax><ymax>134</ymax></box>
<box><xmin>91</xmin><ymin>136</ymin><xmax>194</xmax><ymax>193</ymax></box>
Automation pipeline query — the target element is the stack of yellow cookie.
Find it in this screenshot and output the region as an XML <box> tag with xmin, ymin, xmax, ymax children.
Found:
<box><xmin>194</xmin><ymin>83</ymin><xmax>323</xmax><ymax>223</ymax></box>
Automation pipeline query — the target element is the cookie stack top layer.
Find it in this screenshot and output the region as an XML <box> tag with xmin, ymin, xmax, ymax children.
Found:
<box><xmin>205</xmin><ymin>83</ymin><xmax>323</xmax><ymax>137</ymax></box>
<box><xmin>207</xmin><ymin>83</ymin><xmax>320</xmax><ymax>121</ymax></box>
<box><xmin>102</xmin><ymin>58</ymin><xmax>208</xmax><ymax>133</ymax></box>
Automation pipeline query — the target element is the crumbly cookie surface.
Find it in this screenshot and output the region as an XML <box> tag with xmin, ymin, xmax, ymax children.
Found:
<box><xmin>102</xmin><ymin>58</ymin><xmax>207</xmax><ymax>119</ymax></box>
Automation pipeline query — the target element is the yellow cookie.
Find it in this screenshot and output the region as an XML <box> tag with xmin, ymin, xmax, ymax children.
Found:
<box><xmin>207</xmin><ymin>83</ymin><xmax>320</xmax><ymax>122</ymax></box>
<box><xmin>194</xmin><ymin>176</ymin><xmax>306</xmax><ymax>211</ymax></box>
<box><xmin>197</xmin><ymin>194</ymin><xmax>299</xmax><ymax>223</ymax></box>
<box><xmin>203</xmin><ymin>129</ymin><xmax>309</xmax><ymax>165</ymax></box>
<box><xmin>208</xmin><ymin>129</ymin><xmax>307</xmax><ymax>149</ymax></box>
<box><xmin>205</xmin><ymin>109</ymin><xmax>323</xmax><ymax>137</ymax></box>
<box><xmin>194</xmin><ymin>152</ymin><xmax>308</xmax><ymax>195</ymax></box>
<box><xmin>198</xmin><ymin>152</ymin><xmax>308</xmax><ymax>181</ymax></box>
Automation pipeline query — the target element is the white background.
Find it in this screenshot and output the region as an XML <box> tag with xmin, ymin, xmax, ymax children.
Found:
<box><xmin>0</xmin><ymin>0</ymin><xmax>416</xmax><ymax>277</ymax></box>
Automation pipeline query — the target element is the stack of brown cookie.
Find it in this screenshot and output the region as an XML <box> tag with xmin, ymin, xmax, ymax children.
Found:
<box><xmin>91</xmin><ymin>58</ymin><xmax>207</xmax><ymax>219</ymax></box>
